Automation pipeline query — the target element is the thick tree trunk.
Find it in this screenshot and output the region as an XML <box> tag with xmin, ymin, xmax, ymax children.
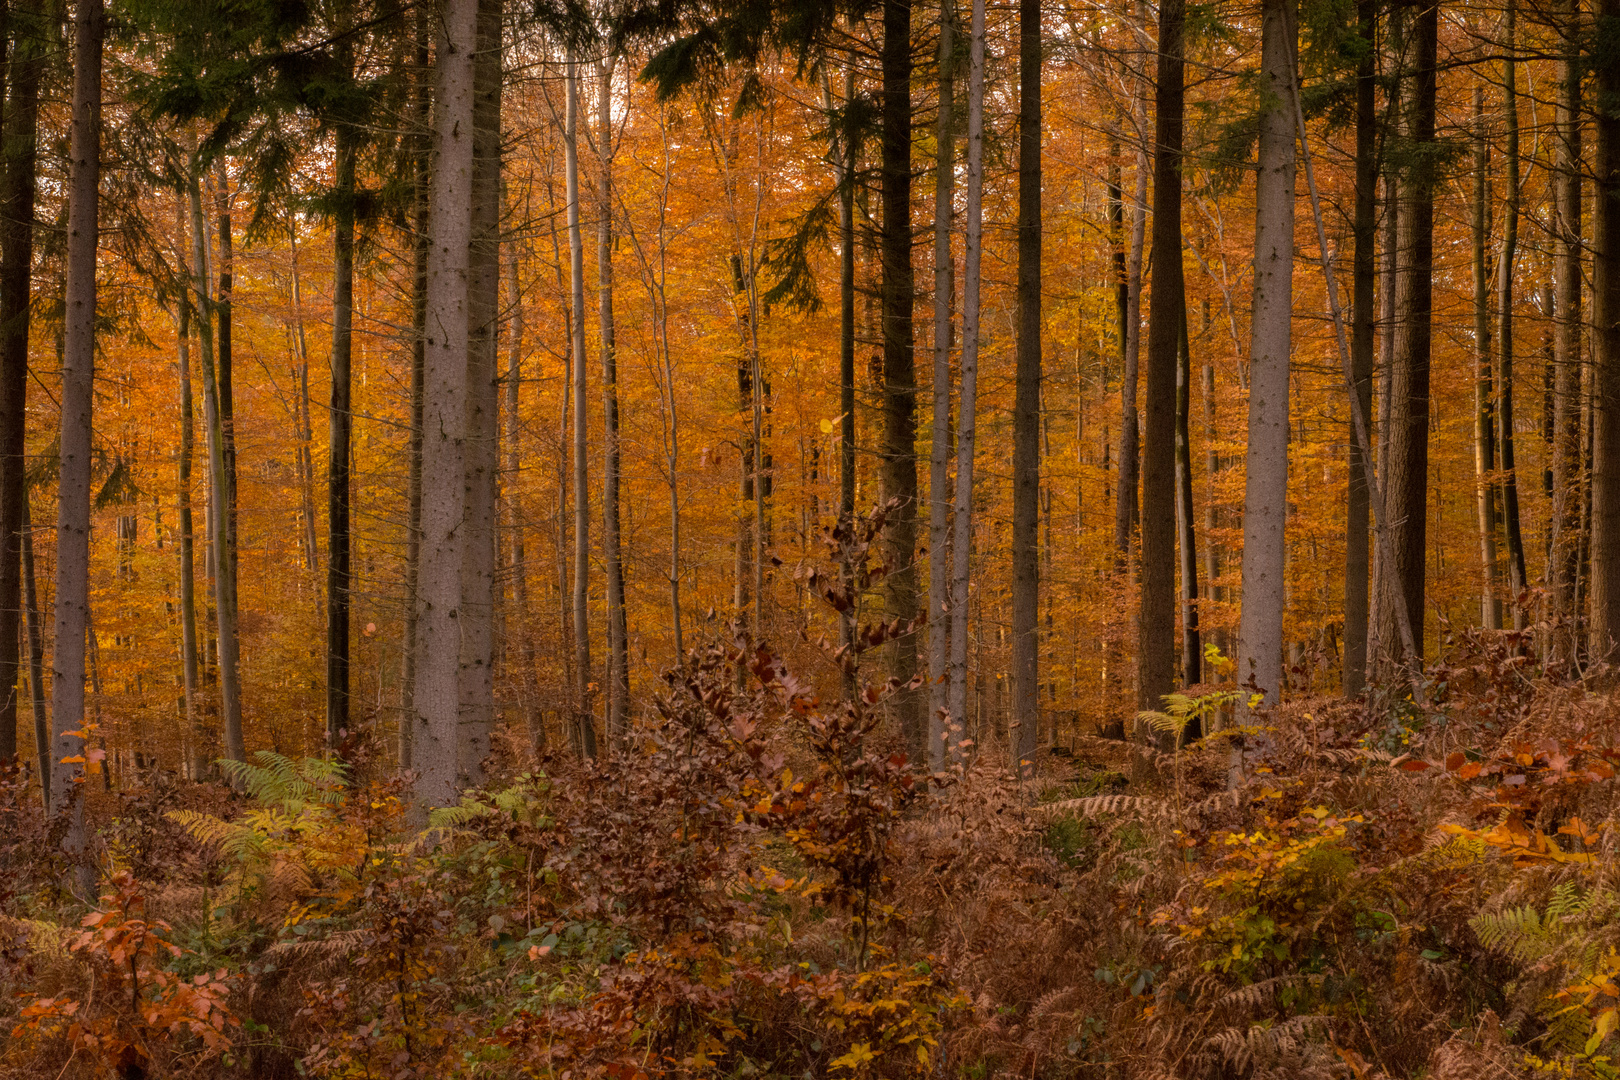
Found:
<box><xmin>1343</xmin><ymin>0</ymin><xmax>1375</xmax><ymax>696</ymax></box>
<box><xmin>1010</xmin><ymin>0</ymin><xmax>1041</xmax><ymax>772</ymax></box>
<box><xmin>1472</xmin><ymin>87</ymin><xmax>1501</xmax><ymax>631</ymax></box>
<box><xmin>947</xmin><ymin>0</ymin><xmax>984</xmax><ymax>756</ymax></box>
<box><xmin>51</xmin><ymin>0</ymin><xmax>101</xmax><ymax>896</ymax></box>
<box><xmin>1497</xmin><ymin>0</ymin><xmax>1527</xmax><ymax>629</ymax></box>
<box><xmin>459</xmin><ymin>0</ymin><xmax>501</xmax><ymax>780</ymax></box>
<box><xmin>565</xmin><ymin>55</ymin><xmax>595</xmax><ymax>757</ymax></box>
<box><xmin>597</xmin><ymin>57</ymin><xmax>628</xmax><ymax>744</ymax></box>
<box><xmin>881</xmin><ymin>0</ymin><xmax>921</xmax><ymax>756</ymax></box>
<box><xmin>0</xmin><ymin>24</ymin><xmax>39</xmax><ymax>765</ymax></box>
<box><xmin>927</xmin><ymin>0</ymin><xmax>955</xmax><ymax>770</ymax></box>
<box><xmin>327</xmin><ymin>126</ymin><xmax>354</xmax><ymax>747</ymax></box>
<box><xmin>1549</xmin><ymin>0</ymin><xmax>1583</xmax><ymax>662</ymax></box>
<box><xmin>412</xmin><ymin>0</ymin><xmax>476</xmax><ymax>811</ymax></box>
<box><xmin>1236</xmin><ymin>0</ymin><xmax>1294</xmax><ymax>708</ymax></box>
<box><xmin>1593</xmin><ymin>0</ymin><xmax>1620</xmax><ymax>656</ymax></box>
<box><xmin>1376</xmin><ymin>0</ymin><xmax>1437</xmax><ymax>678</ymax></box>
<box><xmin>1139</xmin><ymin>0</ymin><xmax>1185</xmax><ymax>713</ymax></box>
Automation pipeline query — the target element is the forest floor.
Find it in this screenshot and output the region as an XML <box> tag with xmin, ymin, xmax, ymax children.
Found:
<box><xmin>4</xmin><ymin>629</ymin><xmax>1620</xmax><ymax>1079</ymax></box>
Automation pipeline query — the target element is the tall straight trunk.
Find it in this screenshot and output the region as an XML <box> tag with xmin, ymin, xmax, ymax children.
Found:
<box><xmin>23</xmin><ymin>498</ymin><xmax>46</xmax><ymax>805</ymax></box>
<box><xmin>1549</xmin><ymin>0</ymin><xmax>1583</xmax><ymax>660</ymax></box>
<box><xmin>1010</xmin><ymin>0</ymin><xmax>1041</xmax><ymax>773</ymax></box>
<box><xmin>880</xmin><ymin>0</ymin><xmax>921</xmax><ymax>756</ymax></box>
<box><xmin>565</xmin><ymin>55</ymin><xmax>595</xmax><ymax>757</ymax></box>
<box><xmin>1592</xmin><ymin>0</ymin><xmax>1620</xmax><ymax>655</ymax></box>
<box><xmin>213</xmin><ymin>160</ymin><xmax>236</xmax><ymax>577</ymax></box>
<box><xmin>327</xmin><ymin>125</ymin><xmax>355</xmax><ymax>746</ymax></box>
<box><xmin>1175</xmin><ymin>305</ymin><xmax>1199</xmax><ymax>687</ymax></box>
<box><xmin>1202</xmin><ymin>338</ymin><xmax>1221</xmax><ymax>655</ymax></box>
<box><xmin>399</xmin><ymin>22</ymin><xmax>429</xmax><ymax>770</ymax></box>
<box><xmin>1107</xmin><ymin>126</ymin><xmax>1129</xmax><ymax>561</ymax></box>
<box><xmin>927</xmin><ymin>0</ymin><xmax>955</xmax><ymax>770</ymax></box>
<box><xmin>1371</xmin><ymin>8</ymin><xmax>1404</xmax><ymax>662</ymax></box>
<box><xmin>1343</xmin><ymin>0</ymin><xmax>1375</xmax><ymax>695</ymax></box>
<box><xmin>1237</xmin><ymin>0</ymin><xmax>1294</xmax><ymax>708</ymax></box>
<box><xmin>1138</xmin><ymin>0</ymin><xmax>1185</xmax><ymax>712</ymax></box>
<box><xmin>51</xmin><ymin>0</ymin><xmax>101</xmax><ymax>896</ymax></box>
<box><xmin>1472</xmin><ymin>87</ymin><xmax>1501</xmax><ymax>630</ymax></box>
<box><xmin>459</xmin><ymin>0</ymin><xmax>501</xmax><ymax>780</ymax></box>
<box><xmin>651</xmin><ymin>116</ymin><xmax>683</xmax><ymax>667</ymax></box>
<box><xmin>176</xmin><ymin>300</ymin><xmax>201</xmax><ymax>778</ymax></box>
<box><xmin>506</xmin><ymin>242</ymin><xmax>542</xmax><ymax>749</ymax></box>
<box><xmin>1376</xmin><ymin>0</ymin><xmax>1437</xmax><ymax>676</ymax></box>
<box><xmin>1497</xmin><ymin>0</ymin><xmax>1527</xmax><ymax>627</ymax></box>
<box><xmin>947</xmin><ymin>0</ymin><xmax>984</xmax><ymax>754</ymax></box>
<box><xmin>0</xmin><ymin>22</ymin><xmax>39</xmax><ymax>764</ymax></box>
<box><xmin>835</xmin><ymin>69</ymin><xmax>857</xmax><ymax>694</ymax></box>
<box><xmin>597</xmin><ymin>57</ymin><xmax>628</xmax><ymax>743</ymax></box>
<box><xmin>288</xmin><ymin>231</ymin><xmax>321</xmax><ymax>585</ymax></box>
<box><xmin>412</xmin><ymin>0</ymin><xmax>476</xmax><ymax>811</ymax></box>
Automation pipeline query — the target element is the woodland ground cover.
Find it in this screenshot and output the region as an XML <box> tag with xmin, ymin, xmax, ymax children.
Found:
<box><xmin>7</xmin><ymin>622</ymin><xmax>1620</xmax><ymax>1080</ymax></box>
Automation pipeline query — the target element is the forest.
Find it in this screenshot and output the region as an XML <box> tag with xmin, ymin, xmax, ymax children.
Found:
<box><xmin>3</xmin><ymin>0</ymin><xmax>1620</xmax><ymax>1074</ymax></box>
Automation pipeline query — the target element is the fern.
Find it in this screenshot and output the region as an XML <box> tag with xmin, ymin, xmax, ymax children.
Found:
<box><xmin>218</xmin><ymin>751</ymin><xmax>346</xmax><ymax>814</ymax></box>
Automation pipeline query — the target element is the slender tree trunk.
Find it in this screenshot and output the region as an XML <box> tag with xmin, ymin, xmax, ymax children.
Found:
<box><xmin>835</xmin><ymin>69</ymin><xmax>857</xmax><ymax>698</ymax></box>
<box><xmin>506</xmin><ymin>240</ymin><xmax>542</xmax><ymax>749</ymax></box>
<box><xmin>927</xmin><ymin>0</ymin><xmax>955</xmax><ymax>770</ymax></box>
<box><xmin>947</xmin><ymin>0</ymin><xmax>984</xmax><ymax>755</ymax></box>
<box><xmin>51</xmin><ymin>0</ymin><xmax>101</xmax><ymax>896</ymax></box>
<box><xmin>1343</xmin><ymin>0</ymin><xmax>1376</xmax><ymax>695</ymax></box>
<box><xmin>881</xmin><ymin>0</ymin><xmax>921</xmax><ymax>757</ymax></box>
<box><xmin>214</xmin><ymin>160</ymin><xmax>236</xmax><ymax>576</ymax></box>
<box><xmin>1593</xmin><ymin>0</ymin><xmax>1620</xmax><ymax>656</ymax></box>
<box><xmin>327</xmin><ymin>126</ymin><xmax>355</xmax><ymax>747</ymax></box>
<box><xmin>459</xmin><ymin>0</ymin><xmax>501</xmax><ymax>780</ymax></box>
<box><xmin>399</xmin><ymin>22</ymin><xmax>429</xmax><ymax>770</ymax></box>
<box><xmin>1549</xmin><ymin>0</ymin><xmax>1583</xmax><ymax>662</ymax></box>
<box><xmin>565</xmin><ymin>55</ymin><xmax>595</xmax><ymax>757</ymax></box>
<box><xmin>597</xmin><ymin>57</ymin><xmax>628</xmax><ymax>744</ymax></box>
<box><xmin>1202</xmin><ymin>339</ymin><xmax>1222</xmax><ymax>657</ymax></box>
<box><xmin>1376</xmin><ymin>0</ymin><xmax>1437</xmax><ymax>677</ymax></box>
<box><xmin>1010</xmin><ymin>0</ymin><xmax>1041</xmax><ymax>772</ymax></box>
<box><xmin>176</xmin><ymin>299</ymin><xmax>201</xmax><ymax>779</ymax></box>
<box><xmin>288</xmin><ymin>230</ymin><xmax>321</xmax><ymax>587</ymax></box>
<box><xmin>653</xmin><ymin>115</ymin><xmax>683</xmax><ymax>666</ymax></box>
<box><xmin>1237</xmin><ymin>0</ymin><xmax>1295</xmax><ymax>708</ymax></box>
<box><xmin>23</xmin><ymin>497</ymin><xmax>46</xmax><ymax>805</ymax></box>
<box><xmin>1497</xmin><ymin>0</ymin><xmax>1527</xmax><ymax>628</ymax></box>
<box><xmin>0</xmin><ymin>24</ymin><xmax>39</xmax><ymax>766</ymax></box>
<box><xmin>1472</xmin><ymin>87</ymin><xmax>1501</xmax><ymax>630</ymax></box>
<box><xmin>1175</xmin><ymin>305</ymin><xmax>1199</xmax><ymax>687</ymax></box>
<box><xmin>188</xmin><ymin>162</ymin><xmax>244</xmax><ymax>766</ymax></box>
<box><xmin>1139</xmin><ymin>0</ymin><xmax>1185</xmax><ymax>713</ymax></box>
<box><xmin>1108</xmin><ymin>126</ymin><xmax>1130</xmax><ymax>569</ymax></box>
<box><xmin>412</xmin><ymin>0</ymin><xmax>476</xmax><ymax>811</ymax></box>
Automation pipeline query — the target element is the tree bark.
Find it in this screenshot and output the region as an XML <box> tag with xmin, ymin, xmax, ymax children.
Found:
<box><xmin>597</xmin><ymin>56</ymin><xmax>628</xmax><ymax>744</ymax></box>
<box><xmin>836</xmin><ymin>69</ymin><xmax>857</xmax><ymax>697</ymax></box>
<box><xmin>412</xmin><ymin>0</ymin><xmax>476</xmax><ymax>811</ymax></box>
<box><xmin>565</xmin><ymin>54</ymin><xmax>595</xmax><ymax>757</ymax></box>
<box><xmin>1343</xmin><ymin>0</ymin><xmax>1375</xmax><ymax>696</ymax></box>
<box><xmin>399</xmin><ymin>20</ymin><xmax>429</xmax><ymax>771</ymax></box>
<box><xmin>327</xmin><ymin>125</ymin><xmax>354</xmax><ymax>747</ymax></box>
<box><xmin>176</xmin><ymin>297</ymin><xmax>202</xmax><ymax>779</ymax></box>
<box><xmin>23</xmin><ymin>497</ymin><xmax>46</xmax><ymax>805</ymax></box>
<box><xmin>947</xmin><ymin>0</ymin><xmax>984</xmax><ymax>757</ymax></box>
<box><xmin>1236</xmin><ymin>0</ymin><xmax>1294</xmax><ymax>708</ymax></box>
<box><xmin>505</xmin><ymin>237</ymin><xmax>543</xmax><ymax>749</ymax></box>
<box><xmin>1175</xmin><ymin>304</ymin><xmax>1199</xmax><ymax>688</ymax></box>
<box><xmin>1549</xmin><ymin>0</ymin><xmax>1583</xmax><ymax>662</ymax></box>
<box><xmin>1497</xmin><ymin>0</ymin><xmax>1527</xmax><ymax>629</ymax></box>
<box><xmin>1010</xmin><ymin>0</ymin><xmax>1041</xmax><ymax>772</ymax></box>
<box><xmin>1592</xmin><ymin>0</ymin><xmax>1620</xmax><ymax>657</ymax></box>
<box><xmin>288</xmin><ymin>230</ymin><xmax>321</xmax><ymax>587</ymax></box>
<box><xmin>1139</xmin><ymin>0</ymin><xmax>1185</xmax><ymax>713</ymax></box>
<box><xmin>51</xmin><ymin>0</ymin><xmax>101</xmax><ymax>897</ymax></box>
<box><xmin>1472</xmin><ymin>87</ymin><xmax>1501</xmax><ymax>631</ymax></box>
<box><xmin>927</xmin><ymin>0</ymin><xmax>955</xmax><ymax>770</ymax></box>
<box><xmin>881</xmin><ymin>0</ymin><xmax>921</xmax><ymax>756</ymax></box>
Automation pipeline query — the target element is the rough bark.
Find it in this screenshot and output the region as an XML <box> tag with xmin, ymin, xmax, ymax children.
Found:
<box><xmin>1011</xmin><ymin>0</ymin><xmax>1041</xmax><ymax>772</ymax></box>
<box><xmin>1593</xmin><ymin>0</ymin><xmax>1620</xmax><ymax>656</ymax></box>
<box><xmin>927</xmin><ymin>0</ymin><xmax>954</xmax><ymax>770</ymax></box>
<box><xmin>399</xmin><ymin>21</ymin><xmax>429</xmax><ymax>770</ymax></box>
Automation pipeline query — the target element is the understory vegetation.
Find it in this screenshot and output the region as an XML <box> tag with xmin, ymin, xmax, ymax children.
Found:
<box><xmin>7</xmin><ymin>624</ymin><xmax>1620</xmax><ymax>1079</ymax></box>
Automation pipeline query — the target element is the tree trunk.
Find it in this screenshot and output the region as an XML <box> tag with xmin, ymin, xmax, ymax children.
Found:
<box><xmin>927</xmin><ymin>0</ymin><xmax>955</xmax><ymax>770</ymax></box>
<box><xmin>506</xmin><ymin>238</ymin><xmax>543</xmax><ymax>750</ymax></box>
<box><xmin>565</xmin><ymin>54</ymin><xmax>595</xmax><ymax>757</ymax></box>
<box><xmin>947</xmin><ymin>0</ymin><xmax>984</xmax><ymax>756</ymax></box>
<box><xmin>1549</xmin><ymin>0</ymin><xmax>1583</xmax><ymax>663</ymax></box>
<box><xmin>23</xmin><ymin>497</ymin><xmax>47</xmax><ymax>805</ymax></box>
<box><xmin>412</xmin><ymin>0</ymin><xmax>476</xmax><ymax>811</ymax></box>
<box><xmin>399</xmin><ymin>21</ymin><xmax>429</xmax><ymax>770</ymax></box>
<box><xmin>51</xmin><ymin>0</ymin><xmax>101</xmax><ymax>897</ymax></box>
<box><xmin>1472</xmin><ymin>87</ymin><xmax>1501</xmax><ymax>631</ymax></box>
<box><xmin>1175</xmin><ymin>304</ymin><xmax>1199</xmax><ymax>688</ymax></box>
<box><xmin>1376</xmin><ymin>0</ymin><xmax>1437</xmax><ymax>678</ymax></box>
<box><xmin>1236</xmin><ymin>0</ymin><xmax>1294</xmax><ymax>708</ymax></box>
<box><xmin>1010</xmin><ymin>0</ymin><xmax>1041</xmax><ymax>773</ymax></box>
<box><xmin>1592</xmin><ymin>0</ymin><xmax>1620</xmax><ymax>656</ymax></box>
<box><xmin>597</xmin><ymin>56</ymin><xmax>628</xmax><ymax>744</ymax></box>
<box><xmin>0</xmin><ymin>22</ymin><xmax>39</xmax><ymax>766</ymax></box>
<box><xmin>327</xmin><ymin>125</ymin><xmax>354</xmax><ymax>747</ymax></box>
<box><xmin>176</xmin><ymin>298</ymin><xmax>202</xmax><ymax>779</ymax></box>
<box><xmin>1139</xmin><ymin>0</ymin><xmax>1185</xmax><ymax>713</ymax></box>
<box><xmin>836</xmin><ymin>69</ymin><xmax>857</xmax><ymax>697</ymax></box>
<box><xmin>214</xmin><ymin>161</ymin><xmax>236</xmax><ymax>580</ymax></box>
<box><xmin>881</xmin><ymin>0</ymin><xmax>921</xmax><ymax>757</ymax></box>
<box><xmin>459</xmin><ymin>0</ymin><xmax>500</xmax><ymax>781</ymax></box>
<box><xmin>1342</xmin><ymin>0</ymin><xmax>1375</xmax><ymax>696</ymax></box>
<box><xmin>288</xmin><ymin>230</ymin><xmax>321</xmax><ymax>587</ymax></box>
<box><xmin>188</xmin><ymin>161</ymin><xmax>244</xmax><ymax>766</ymax></box>
<box><xmin>1497</xmin><ymin>0</ymin><xmax>1527</xmax><ymax>629</ymax></box>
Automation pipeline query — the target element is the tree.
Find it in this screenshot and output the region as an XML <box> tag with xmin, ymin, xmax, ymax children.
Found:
<box><xmin>1471</xmin><ymin>85</ymin><xmax>1501</xmax><ymax>632</ymax></box>
<box><xmin>565</xmin><ymin>52</ymin><xmax>596</xmax><ymax>757</ymax></box>
<box><xmin>1342</xmin><ymin>0</ymin><xmax>1376</xmax><ymax>696</ymax></box>
<box><xmin>1010</xmin><ymin>0</ymin><xmax>1041</xmax><ymax>772</ymax></box>
<box><xmin>927</xmin><ymin>0</ymin><xmax>955</xmax><ymax>769</ymax></box>
<box><xmin>1587</xmin><ymin>0</ymin><xmax>1620</xmax><ymax>658</ymax></box>
<box><xmin>1496</xmin><ymin>0</ymin><xmax>1527</xmax><ymax>629</ymax></box>
<box><xmin>596</xmin><ymin>51</ymin><xmax>629</xmax><ymax>745</ymax></box>
<box><xmin>1548</xmin><ymin>0</ymin><xmax>1583</xmax><ymax>662</ymax></box>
